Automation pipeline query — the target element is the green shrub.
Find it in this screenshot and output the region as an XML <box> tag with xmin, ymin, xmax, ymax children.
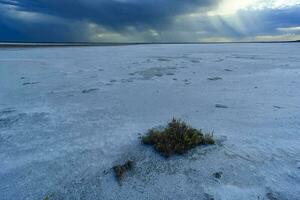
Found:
<box><xmin>142</xmin><ymin>118</ymin><xmax>214</xmax><ymax>157</ymax></box>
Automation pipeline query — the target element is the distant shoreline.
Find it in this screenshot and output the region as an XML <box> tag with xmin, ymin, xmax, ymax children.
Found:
<box><xmin>0</xmin><ymin>43</ymin><xmax>134</xmax><ymax>48</ymax></box>
<box><xmin>0</xmin><ymin>40</ymin><xmax>299</xmax><ymax>48</ymax></box>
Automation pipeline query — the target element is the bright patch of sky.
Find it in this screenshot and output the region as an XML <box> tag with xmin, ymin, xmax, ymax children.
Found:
<box><xmin>208</xmin><ymin>0</ymin><xmax>300</xmax><ymax>16</ymax></box>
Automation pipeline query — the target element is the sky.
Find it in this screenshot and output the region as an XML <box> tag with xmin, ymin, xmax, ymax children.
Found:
<box><xmin>0</xmin><ymin>0</ymin><xmax>300</xmax><ymax>43</ymax></box>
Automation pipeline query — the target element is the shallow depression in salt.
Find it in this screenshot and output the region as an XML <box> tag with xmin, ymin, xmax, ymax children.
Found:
<box><xmin>0</xmin><ymin>44</ymin><xmax>300</xmax><ymax>200</ymax></box>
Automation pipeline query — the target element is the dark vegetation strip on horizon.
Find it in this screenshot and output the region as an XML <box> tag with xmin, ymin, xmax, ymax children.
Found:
<box><xmin>0</xmin><ymin>40</ymin><xmax>299</xmax><ymax>48</ymax></box>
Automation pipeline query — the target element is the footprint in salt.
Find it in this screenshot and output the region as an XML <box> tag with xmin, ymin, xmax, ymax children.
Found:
<box><xmin>208</xmin><ymin>77</ymin><xmax>222</xmax><ymax>81</ymax></box>
<box><xmin>82</xmin><ymin>88</ymin><xmax>99</xmax><ymax>94</ymax></box>
<box><xmin>215</xmin><ymin>104</ymin><xmax>229</xmax><ymax>109</ymax></box>
<box><xmin>22</xmin><ymin>82</ymin><xmax>40</xmax><ymax>86</ymax></box>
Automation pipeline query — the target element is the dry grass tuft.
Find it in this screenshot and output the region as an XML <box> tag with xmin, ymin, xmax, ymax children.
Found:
<box><xmin>112</xmin><ymin>160</ymin><xmax>134</xmax><ymax>182</ymax></box>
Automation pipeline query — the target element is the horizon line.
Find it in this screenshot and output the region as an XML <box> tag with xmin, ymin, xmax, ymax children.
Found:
<box><xmin>0</xmin><ymin>40</ymin><xmax>299</xmax><ymax>48</ymax></box>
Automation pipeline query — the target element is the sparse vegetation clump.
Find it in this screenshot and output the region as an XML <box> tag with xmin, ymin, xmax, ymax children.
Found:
<box><xmin>43</xmin><ymin>196</ymin><xmax>49</xmax><ymax>200</ymax></box>
<box><xmin>142</xmin><ymin>118</ymin><xmax>214</xmax><ymax>157</ymax></box>
<box><xmin>112</xmin><ymin>160</ymin><xmax>134</xmax><ymax>182</ymax></box>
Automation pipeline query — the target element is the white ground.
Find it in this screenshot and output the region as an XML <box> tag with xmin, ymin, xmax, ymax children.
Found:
<box><xmin>0</xmin><ymin>44</ymin><xmax>299</xmax><ymax>200</ymax></box>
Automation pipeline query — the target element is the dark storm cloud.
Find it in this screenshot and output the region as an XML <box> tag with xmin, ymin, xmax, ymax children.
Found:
<box><xmin>1</xmin><ymin>0</ymin><xmax>300</xmax><ymax>42</ymax></box>
<box><xmin>1</xmin><ymin>0</ymin><xmax>217</xmax><ymax>30</ymax></box>
<box><xmin>0</xmin><ymin>0</ymin><xmax>219</xmax><ymax>42</ymax></box>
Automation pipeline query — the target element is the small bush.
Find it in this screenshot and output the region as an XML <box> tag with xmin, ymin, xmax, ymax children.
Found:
<box><xmin>142</xmin><ymin>118</ymin><xmax>214</xmax><ymax>157</ymax></box>
<box><xmin>43</xmin><ymin>196</ymin><xmax>49</xmax><ymax>200</ymax></box>
<box><xmin>112</xmin><ymin>160</ymin><xmax>134</xmax><ymax>182</ymax></box>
